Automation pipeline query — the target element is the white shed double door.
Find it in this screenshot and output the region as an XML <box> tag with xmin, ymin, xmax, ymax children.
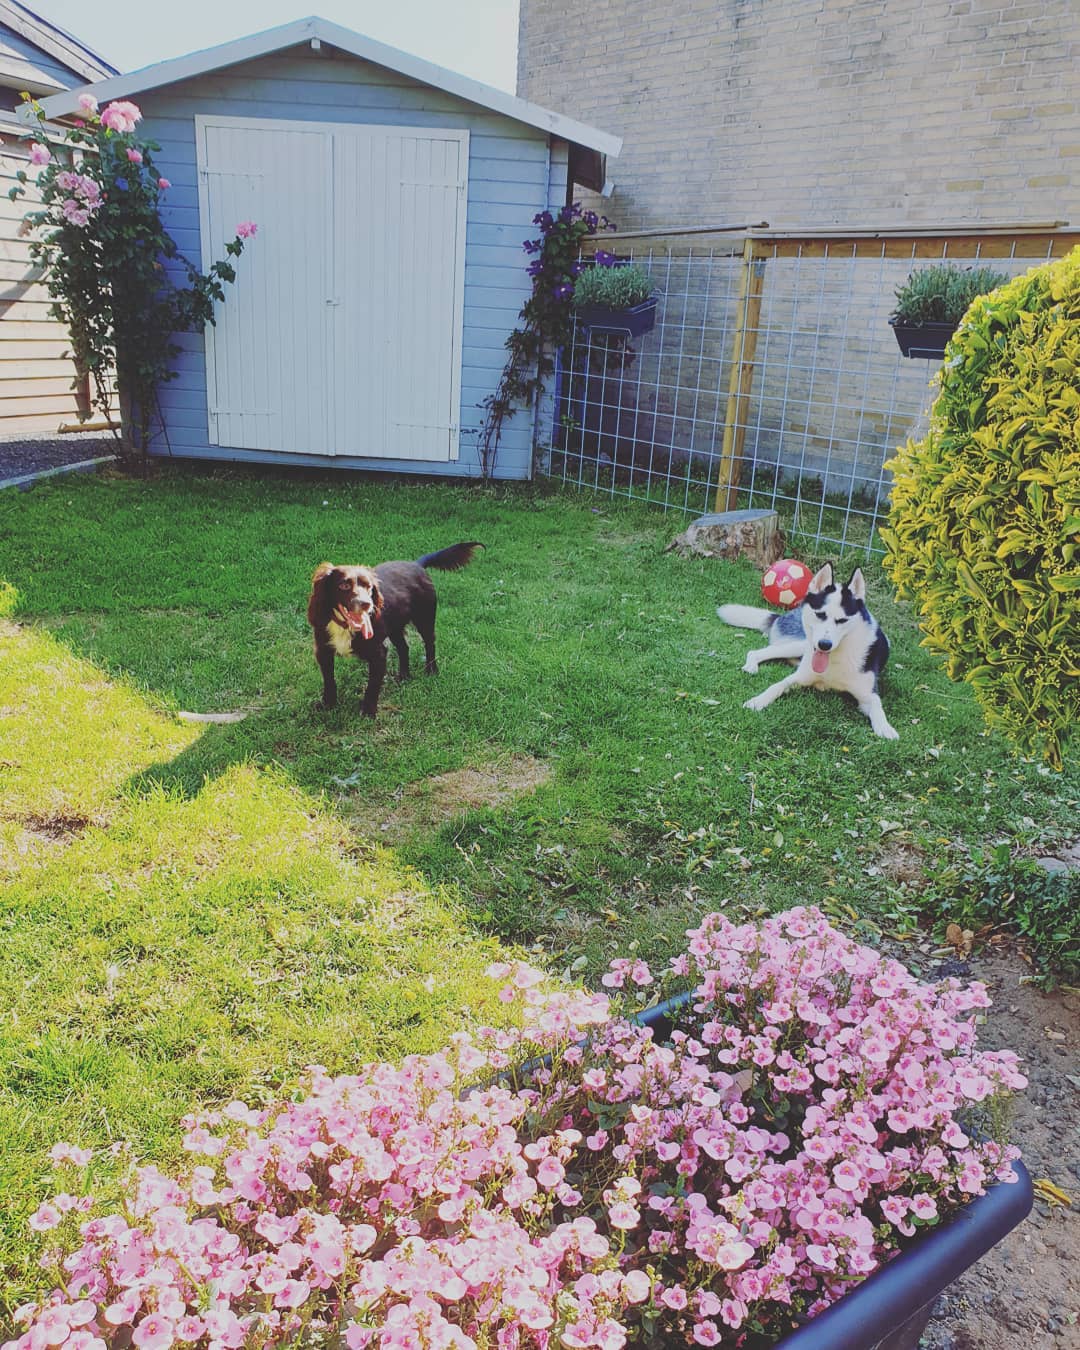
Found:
<box><xmin>196</xmin><ymin>116</ymin><xmax>468</xmax><ymax>461</ymax></box>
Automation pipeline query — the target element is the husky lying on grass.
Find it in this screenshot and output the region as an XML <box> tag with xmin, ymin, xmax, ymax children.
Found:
<box><xmin>717</xmin><ymin>563</ymin><xmax>898</xmax><ymax>740</ymax></box>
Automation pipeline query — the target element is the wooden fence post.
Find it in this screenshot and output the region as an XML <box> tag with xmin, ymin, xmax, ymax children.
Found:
<box><xmin>715</xmin><ymin>238</ymin><xmax>767</xmax><ymax>513</ymax></box>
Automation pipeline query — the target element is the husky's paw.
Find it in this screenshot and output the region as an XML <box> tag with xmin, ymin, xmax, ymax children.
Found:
<box><xmin>743</xmin><ymin>695</ymin><xmax>768</xmax><ymax>713</ymax></box>
<box><xmin>875</xmin><ymin>723</ymin><xmax>900</xmax><ymax>741</ymax></box>
<box><xmin>742</xmin><ymin>657</ymin><xmax>760</xmax><ymax>675</ymax></box>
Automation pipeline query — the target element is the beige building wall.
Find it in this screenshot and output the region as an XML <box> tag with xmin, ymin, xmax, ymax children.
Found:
<box><xmin>519</xmin><ymin>0</ymin><xmax>1078</xmax><ymax>504</ymax></box>
<box><xmin>0</xmin><ymin>136</ymin><xmax>95</xmax><ymax>436</ymax></box>
<box><xmin>517</xmin><ymin>0</ymin><xmax>1078</xmax><ymax>232</ymax></box>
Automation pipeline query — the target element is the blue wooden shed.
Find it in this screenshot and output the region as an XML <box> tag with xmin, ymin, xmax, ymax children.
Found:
<box><xmin>31</xmin><ymin>16</ymin><xmax>620</xmax><ymax>479</ymax></box>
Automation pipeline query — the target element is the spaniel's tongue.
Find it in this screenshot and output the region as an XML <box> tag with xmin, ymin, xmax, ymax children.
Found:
<box><xmin>811</xmin><ymin>649</ymin><xmax>831</xmax><ymax>675</ymax></box>
<box><xmin>345</xmin><ymin>612</ymin><xmax>373</xmax><ymax>640</ymax></box>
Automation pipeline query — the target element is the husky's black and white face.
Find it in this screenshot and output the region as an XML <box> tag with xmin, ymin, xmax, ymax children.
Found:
<box><xmin>801</xmin><ymin>563</ymin><xmax>868</xmax><ymax>674</ymax></box>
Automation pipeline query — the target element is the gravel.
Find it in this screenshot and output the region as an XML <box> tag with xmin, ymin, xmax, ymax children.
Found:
<box><xmin>0</xmin><ymin>431</ymin><xmax>119</xmax><ymax>483</ymax></box>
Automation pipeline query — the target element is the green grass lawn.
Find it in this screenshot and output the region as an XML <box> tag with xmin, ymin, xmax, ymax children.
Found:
<box><xmin>0</xmin><ymin>464</ymin><xmax>1075</xmax><ymax>1312</ymax></box>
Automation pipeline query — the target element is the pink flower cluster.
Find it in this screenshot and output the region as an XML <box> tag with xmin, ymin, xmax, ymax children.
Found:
<box><xmin>6</xmin><ymin>909</ymin><xmax>1025</xmax><ymax>1350</ymax></box>
<box><xmin>53</xmin><ymin>171</ymin><xmax>102</xmax><ymax>228</ymax></box>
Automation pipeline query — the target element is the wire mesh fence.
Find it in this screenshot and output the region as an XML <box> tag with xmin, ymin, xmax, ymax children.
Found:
<box><xmin>539</xmin><ymin>227</ymin><xmax>1077</xmax><ymax>557</ymax></box>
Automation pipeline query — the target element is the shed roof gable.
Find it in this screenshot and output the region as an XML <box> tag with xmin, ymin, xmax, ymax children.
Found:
<box><xmin>26</xmin><ymin>14</ymin><xmax>621</xmax><ymax>157</ymax></box>
<box><xmin>1</xmin><ymin>0</ymin><xmax>117</xmax><ymax>88</ymax></box>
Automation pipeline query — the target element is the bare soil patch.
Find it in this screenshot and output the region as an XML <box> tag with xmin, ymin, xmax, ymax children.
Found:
<box><xmin>919</xmin><ymin>944</ymin><xmax>1079</xmax><ymax>1348</ymax></box>
<box><xmin>374</xmin><ymin>755</ymin><xmax>551</xmax><ymax>842</ymax></box>
<box><xmin>0</xmin><ymin>811</ymin><xmax>93</xmax><ymax>874</ymax></box>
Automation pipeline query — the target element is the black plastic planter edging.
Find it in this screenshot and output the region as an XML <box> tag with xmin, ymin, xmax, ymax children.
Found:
<box><xmin>576</xmin><ymin>297</ymin><xmax>658</xmax><ymax>338</ymax></box>
<box><xmin>770</xmin><ymin>1153</ymin><xmax>1032</xmax><ymax>1350</ymax></box>
<box><xmin>889</xmin><ymin>318</ymin><xmax>956</xmax><ymax>360</ymax></box>
<box><xmin>630</xmin><ymin>994</ymin><xmax>1033</xmax><ymax>1350</ymax></box>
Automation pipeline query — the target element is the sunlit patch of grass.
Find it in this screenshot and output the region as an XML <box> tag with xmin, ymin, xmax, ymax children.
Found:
<box><xmin>0</xmin><ymin>618</ymin><xmax>199</xmax><ymax>822</ymax></box>
<box><xmin>0</xmin><ymin>616</ymin><xmax>507</xmax><ymax>1313</ymax></box>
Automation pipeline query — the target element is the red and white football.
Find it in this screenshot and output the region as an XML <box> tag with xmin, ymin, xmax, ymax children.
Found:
<box><xmin>761</xmin><ymin>558</ymin><xmax>812</xmax><ymax>609</ymax></box>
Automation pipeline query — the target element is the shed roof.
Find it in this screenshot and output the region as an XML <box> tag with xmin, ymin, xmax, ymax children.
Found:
<box><xmin>27</xmin><ymin>14</ymin><xmax>621</xmax><ymax>158</ymax></box>
<box><xmin>1</xmin><ymin>0</ymin><xmax>118</xmax><ymax>90</ymax></box>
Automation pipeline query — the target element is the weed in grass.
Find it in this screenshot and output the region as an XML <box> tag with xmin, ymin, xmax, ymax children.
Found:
<box><xmin>917</xmin><ymin>842</ymin><xmax>1080</xmax><ymax>987</ymax></box>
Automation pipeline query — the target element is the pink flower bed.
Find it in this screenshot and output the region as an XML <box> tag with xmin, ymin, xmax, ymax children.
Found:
<box><xmin>7</xmin><ymin>907</ymin><xmax>1025</xmax><ymax>1349</ymax></box>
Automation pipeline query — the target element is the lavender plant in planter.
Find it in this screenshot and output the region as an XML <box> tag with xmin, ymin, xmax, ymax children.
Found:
<box><xmin>574</xmin><ymin>255</ymin><xmax>658</xmax><ymax>336</ymax></box>
<box><xmin>889</xmin><ymin>263</ymin><xmax>1010</xmax><ymax>360</ymax></box>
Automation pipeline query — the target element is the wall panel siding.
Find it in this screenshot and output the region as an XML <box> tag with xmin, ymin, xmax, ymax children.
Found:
<box><xmin>141</xmin><ymin>45</ymin><xmax>550</xmax><ymax>478</ymax></box>
<box><xmin>0</xmin><ymin>144</ymin><xmax>92</xmax><ymax>433</ymax></box>
<box><xmin>1</xmin><ymin>13</ymin><xmax>117</xmax><ymax>436</ymax></box>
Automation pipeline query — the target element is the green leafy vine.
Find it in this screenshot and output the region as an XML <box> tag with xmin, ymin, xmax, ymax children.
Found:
<box><xmin>10</xmin><ymin>94</ymin><xmax>253</xmax><ymax>455</ymax></box>
<box><xmin>476</xmin><ymin>203</ymin><xmax>619</xmax><ymax>478</ymax></box>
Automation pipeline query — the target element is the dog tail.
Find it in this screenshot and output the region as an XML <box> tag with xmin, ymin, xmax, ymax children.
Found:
<box><xmin>417</xmin><ymin>542</ymin><xmax>484</xmax><ymax>572</ymax></box>
<box><xmin>716</xmin><ymin>603</ymin><xmax>776</xmax><ymax>634</ymax></box>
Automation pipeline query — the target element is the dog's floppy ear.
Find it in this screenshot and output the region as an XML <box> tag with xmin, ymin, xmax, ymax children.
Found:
<box><xmin>847</xmin><ymin>567</ymin><xmax>866</xmax><ymax>601</ymax></box>
<box><xmin>810</xmin><ymin>562</ymin><xmax>834</xmax><ymax>592</ymax></box>
<box><xmin>369</xmin><ymin>575</ymin><xmax>384</xmax><ymax>616</ymax></box>
<box><xmin>308</xmin><ymin>562</ymin><xmax>340</xmax><ymax>627</ymax></box>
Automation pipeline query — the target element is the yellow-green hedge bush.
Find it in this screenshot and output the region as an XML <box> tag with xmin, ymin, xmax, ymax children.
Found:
<box><xmin>883</xmin><ymin>247</ymin><xmax>1080</xmax><ymax>770</ymax></box>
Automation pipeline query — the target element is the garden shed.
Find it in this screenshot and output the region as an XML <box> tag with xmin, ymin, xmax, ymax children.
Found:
<box><xmin>31</xmin><ymin>15</ymin><xmax>620</xmax><ymax>478</ymax></box>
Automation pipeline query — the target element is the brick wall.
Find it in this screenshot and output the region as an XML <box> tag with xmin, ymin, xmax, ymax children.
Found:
<box><xmin>518</xmin><ymin>0</ymin><xmax>1079</xmax><ymax>230</ymax></box>
<box><xmin>520</xmin><ymin>1</ymin><xmax>1078</xmax><ymax>510</ymax></box>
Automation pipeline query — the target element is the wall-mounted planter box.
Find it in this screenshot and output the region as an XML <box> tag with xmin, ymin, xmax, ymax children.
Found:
<box><xmin>634</xmin><ymin>996</ymin><xmax>1034</xmax><ymax>1350</ymax></box>
<box><xmin>576</xmin><ymin>296</ymin><xmax>658</xmax><ymax>337</ymax></box>
<box><xmin>889</xmin><ymin>318</ymin><xmax>957</xmax><ymax>360</ymax></box>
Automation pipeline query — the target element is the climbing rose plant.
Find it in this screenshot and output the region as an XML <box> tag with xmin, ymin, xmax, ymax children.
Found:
<box><xmin>10</xmin><ymin>95</ymin><xmax>255</xmax><ymax>453</ymax></box>
<box><xmin>6</xmin><ymin>907</ymin><xmax>1025</xmax><ymax>1349</ymax></box>
<box><xmin>476</xmin><ymin>203</ymin><xmax>618</xmax><ymax>477</ymax></box>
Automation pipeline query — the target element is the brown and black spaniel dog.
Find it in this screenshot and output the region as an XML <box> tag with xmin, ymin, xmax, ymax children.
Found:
<box><xmin>307</xmin><ymin>542</ymin><xmax>482</xmax><ymax>717</ymax></box>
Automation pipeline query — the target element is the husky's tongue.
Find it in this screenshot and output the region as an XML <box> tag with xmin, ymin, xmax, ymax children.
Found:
<box><xmin>811</xmin><ymin>649</ymin><xmax>831</xmax><ymax>675</ymax></box>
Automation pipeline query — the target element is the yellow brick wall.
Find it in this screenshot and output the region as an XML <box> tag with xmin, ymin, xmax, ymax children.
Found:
<box><xmin>517</xmin><ymin>0</ymin><xmax>1079</xmax><ymax>231</ymax></box>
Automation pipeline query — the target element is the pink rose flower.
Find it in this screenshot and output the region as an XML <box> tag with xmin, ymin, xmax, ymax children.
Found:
<box><xmin>29</xmin><ymin>142</ymin><xmax>50</xmax><ymax>166</ymax></box>
<box><xmin>158</xmin><ymin>177</ymin><xmax>171</xmax><ymax>189</ymax></box>
<box><xmin>236</xmin><ymin>220</ymin><xmax>257</xmax><ymax>239</ymax></box>
<box><xmin>100</xmin><ymin>100</ymin><xmax>141</xmax><ymax>134</ymax></box>
<box><xmin>78</xmin><ymin>93</ymin><xmax>98</xmax><ymax>113</ymax></box>
<box><xmin>127</xmin><ymin>148</ymin><xmax>143</xmax><ymax>164</ymax></box>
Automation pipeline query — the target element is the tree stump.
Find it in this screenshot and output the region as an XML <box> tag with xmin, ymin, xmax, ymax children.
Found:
<box><xmin>665</xmin><ymin>509</ymin><xmax>784</xmax><ymax>567</ymax></box>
